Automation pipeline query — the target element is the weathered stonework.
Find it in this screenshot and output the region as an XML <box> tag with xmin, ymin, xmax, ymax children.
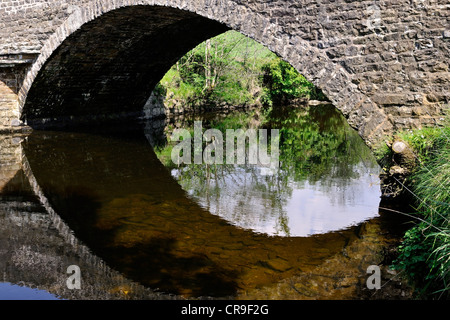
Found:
<box><xmin>0</xmin><ymin>0</ymin><xmax>448</xmax><ymax>147</ymax></box>
<box><xmin>0</xmin><ymin>134</ymin><xmax>24</xmax><ymax>193</ymax></box>
<box><xmin>0</xmin><ymin>54</ymin><xmax>36</xmax><ymax>129</ymax></box>
<box><xmin>0</xmin><ymin>174</ymin><xmax>175</xmax><ymax>300</ymax></box>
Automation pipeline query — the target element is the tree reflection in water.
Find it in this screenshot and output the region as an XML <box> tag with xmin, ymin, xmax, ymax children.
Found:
<box><xmin>21</xmin><ymin>103</ymin><xmax>390</xmax><ymax>299</ymax></box>
<box><xmin>155</xmin><ymin>104</ymin><xmax>381</xmax><ymax>237</ymax></box>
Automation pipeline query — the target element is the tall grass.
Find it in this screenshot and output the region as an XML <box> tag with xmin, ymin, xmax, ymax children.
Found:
<box><xmin>391</xmin><ymin>117</ymin><xmax>450</xmax><ymax>299</ymax></box>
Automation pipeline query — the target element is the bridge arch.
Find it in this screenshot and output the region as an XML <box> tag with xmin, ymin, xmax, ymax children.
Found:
<box><xmin>14</xmin><ymin>0</ymin><xmax>448</xmax><ymax>147</ymax></box>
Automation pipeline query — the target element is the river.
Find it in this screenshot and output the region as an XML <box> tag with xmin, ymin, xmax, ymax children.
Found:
<box><xmin>0</xmin><ymin>104</ymin><xmax>413</xmax><ymax>299</ymax></box>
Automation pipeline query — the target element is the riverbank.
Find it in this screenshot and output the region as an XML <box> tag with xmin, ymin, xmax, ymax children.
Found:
<box><xmin>374</xmin><ymin>117</ymin><xmax>449</xmax><ymax>299</ymax></box>
<box><xmin>149</xmin><ymin>30</ymin><xmax>328</xmax><ymax>118</ymax></box>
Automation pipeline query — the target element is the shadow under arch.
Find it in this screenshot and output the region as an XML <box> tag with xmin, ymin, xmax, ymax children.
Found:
<box><xmin>19</xmin><ymin>3</ymin><xmax>392</xmax><ymax>147</ymax></box>
<box><xmin>22</xmin><ymin>6</ymin><xmax>229</xmax><ymax>128</ymax></box>
<box><xmin>19</xmin><ymin>124</ymin><xmax>399</xmax><ymax>299</ymax></box>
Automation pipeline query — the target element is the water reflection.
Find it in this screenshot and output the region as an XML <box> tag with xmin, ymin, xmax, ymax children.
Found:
<box><xmin>156</xmin><ymin>105</ymin><xmax>381</xmax><ymax>236</ymax></box>
<box><xmin>0</xmin><ymin>104</ymin><xmax>410</xmax><ymax>299</ymax></box>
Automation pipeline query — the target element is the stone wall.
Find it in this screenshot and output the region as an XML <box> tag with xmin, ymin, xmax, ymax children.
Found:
<box><xmin>0</xmin><ymin>134</ymin><xmax>23</xmax><ymax>192</ymax></box>
<box><xmin>0</xmin><ymin>55</ymin><xmax>35</xmax><ymax>129</ymax></box>
<box><xmin>0</xmin><ymin>0</ymin><xmax>448</xmax><ymax>146</ymax></box>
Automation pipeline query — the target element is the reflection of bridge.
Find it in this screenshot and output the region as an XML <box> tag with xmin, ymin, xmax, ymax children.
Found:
<box><xmin>0</xmin><ymin>125</ymin><xmax>411</xmax><ymax>299</ymax></box>
<box><xmin>0</xmin><ymin>133</ymin><xmax>177</xmax><ymax>300</ymax></box>
<box><xmin>0</xmin><ymin>0</ymin><xmax>448</xmax><ymax>147</ymax></box>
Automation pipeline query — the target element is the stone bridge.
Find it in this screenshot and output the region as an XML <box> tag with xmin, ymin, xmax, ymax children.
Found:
<box><xmin>0</xmin><ymin>0</ymin><xmax>448</xmax><ymax>147</ymax></box>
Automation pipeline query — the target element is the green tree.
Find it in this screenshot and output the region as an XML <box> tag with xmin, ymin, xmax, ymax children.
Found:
<box><xmin>157</xmin><ymin>31</ymin><xmax>326</xmax><ymax>109</ymax></box>
<box><xmin>261</xmin><ymin>60</ymin><xmax>327</xmax><ymax>106</ymax></box>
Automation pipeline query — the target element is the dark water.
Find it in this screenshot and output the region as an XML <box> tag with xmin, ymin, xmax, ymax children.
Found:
<box><xmin>0</xmin><ymin>104</ymin><xmax>412</xmax><ymax>299</ymax></box>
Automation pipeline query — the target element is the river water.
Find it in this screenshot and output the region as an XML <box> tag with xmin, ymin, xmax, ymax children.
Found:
<box><xmin>0</xmin><ymin>104</ymin><xmax>413</xmax><ymax>299</ymax></box>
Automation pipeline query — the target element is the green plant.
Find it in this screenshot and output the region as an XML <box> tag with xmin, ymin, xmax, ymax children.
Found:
<box><xmin>260</xmin><ymin>60</ymin><xmax>327</xmax><ymax>106</ymax></box>
<box><xmin>156</xmin><ymin>30</ymin><xmax>326</xmax><ymax>109</ymax></box>
<box><xmin>391</xmin><ymin>119</ymin><xmax>450</xmax><ymax>299</ymax></box>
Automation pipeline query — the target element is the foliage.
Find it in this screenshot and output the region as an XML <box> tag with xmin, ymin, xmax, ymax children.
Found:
<box><xmin>154</xmin><ymin>104</ymin><xmax>375</xmax><ymax>184</ymax></box>
<box><xmin>270</xmin><ymin>105</ymin><xmax>373</xmax><ymax>182</ymax></box>
<box><xmin>372</xmin><ymin>140</ymin><xmax>393</xmax><ymax>170</ymax></box>
<box><xmin>157</xmin><ymin>31</ymin><xmax>327</xmax><ymax>109</ymax></box>
<box><xmin>260</xmin><ymin>60</ymin><xmax>326</xmax><ymax>106</ymax></box>
<box><xmin>151</xmin><ymin>104</ymin><xmax>378</xmax><ymax>237</ymax></box>
<box><xmin>391</xmin><ymin>118</ymin><xmax>450</xmax><ymax>299</ymax></box>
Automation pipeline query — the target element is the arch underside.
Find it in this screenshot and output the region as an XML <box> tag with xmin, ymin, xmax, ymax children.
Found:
<box><xmin>23</xmin><ymin>6</ymin><xmax>229</xmax><ymax>127</ymax></box>
<box><xmin>21</xmin><ymin>4</ymin><xmax>395</xmax><ymax>146</ymax></box>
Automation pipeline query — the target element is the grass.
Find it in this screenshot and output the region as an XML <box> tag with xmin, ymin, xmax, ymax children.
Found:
<box><xmin>156</xmin><ymin>30</ymin><xmax>322</xmax><ymax>109</ymax></box>
<box><xmin>390</xmin><ymin>116</ymin><xmax>450</xmax><ymax>299</ymax></box>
